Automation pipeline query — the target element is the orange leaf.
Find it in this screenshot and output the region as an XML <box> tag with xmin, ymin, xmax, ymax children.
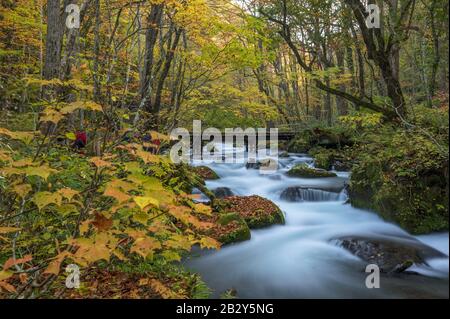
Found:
<box><xmin>3</xmin><ymin>254</ymin><xmax>32</xmax><ymax>271</ymax></box>
<box><xmin>90</xmin><ymin>157</ymin><xmax>113</xmax><ymax>168</ymax></box>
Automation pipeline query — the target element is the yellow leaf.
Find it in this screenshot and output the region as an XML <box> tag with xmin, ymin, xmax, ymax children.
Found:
<box><xmin>12</xmin><ymin>184</ymin><xmax>32</xmax><ymax>198</ymax></box>
<box><xmin>107</xmin><ymin>179</ymin><xmax>135</xmax><ymax>193</ymax></box>
<box><xmin>199</xmin><ymin>236</ymin><xmax>221</xmax><ymax>250</ymax></box>
<box><xmin>12</xmin><ymin>159</ymin><xmax>33</xmax><ymax>168</ymax></box>
<box><xmin>0</xmin><ymin>128</ymin><xmax>34</xmax><ymax>144</ymax></box>
<box><xmin>58</xmin><ymin>204</ymin><xmax>79</xmax><ymax>216</ymax></box>
<box><xmin>66</xmin><ymin>132</ymin><xmax>76</xmax><ymax>140</ymax></box>
<box><xmin>0</xmin><ymin>227</ymin><xmax>20</xmax><ymax>234</ymax></box>
<box><xmin>71</xmin><ymin>233</ymin><xmax>117</xmax><ymax>266</ymax></box>
<box><xmin>40</xmin><ymin>108</ymin><xmax>63</xmax><ymax>124</ymax></box>
<box><xmin>134</xmin><ymin>196</ymin><xmax>159</xmax><ymax>210</ymax></box>
<box><xmin>60</xmin><ymin>101</ymin><xmax>103</xmax><ymax>115</ymax></box>
<box><xmin>0</xmin><ymin>167</ymin><xmax>22</xmax><ymax>177</ymax></box>
<box><xmin>135</xmin><ymin>149</ymin><xmax>160</xmax><ymax>164</ymax></box>
<box><xmin>194</xmin><ymin>203</ymin><xmax>212</xmax><ymax>216</ymax></box>
<box><xmin>150</xmin><ymin>131</ymin><xmax>171</xmax><ymax>142</ymax></box>
<box><xmin>58</xmin><ymin>188</ymin><xmax>79</xmax><ymax>201</ymax></box>
<box><xmin>0</xmin><ymin>270</ymin><xmax>14</xmax><ymax>282</ymax></box>
<box><xmin>23</xmin><ymin>165</ymin><xmax>58</xmax><ymax>180</ymax></box>
<box><xmin>164</xmin><ymin>235</ymin><xmax>192</xmax><ymax>251</ymax></box>
<box><xmin>33</xmin><ymin>191</ymin><xmax>63</xmax><ymax>211</ymax></box>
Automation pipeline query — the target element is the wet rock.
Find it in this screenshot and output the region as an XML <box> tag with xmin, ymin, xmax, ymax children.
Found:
<box><xmin>280</xmin><ymin>186</ymin><xmax>344</xmax><ymax>202</ymax></box>
<box><xmin>221</xmin><ymin>195</ymin><xmax>285</xmax><ymax>229</ymax></box>
<box><xmin>213</xmin><ymin>187</ymin><xmax>234</xmax><ymax>198</ymax></box>
<box><xmin>287</xmin><ymin>163</ymin><xmax>337</xmax><ymax>178</ymax></box>
<box><xmin>333</xmin><ymin>237</ymin><xmax>447</xmax><ymax>273</ymax></box>
<box><xmin>279</xmin><ymin>151</ymin><xmax>290</xmax><ymax>158</ymax></box>
<box><xmin>192</xmin><ymin>166</ymin><xmax>220</xmax><ymax>180</ymax></box>
<box><xmin>245</xmin><ymin>159</ymin><xmax>271</xmax><ymax>170</ymax></box>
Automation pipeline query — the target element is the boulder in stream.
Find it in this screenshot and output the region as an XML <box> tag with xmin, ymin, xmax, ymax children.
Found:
<box><xmin>245</xmin><ymin>159</ymin><xmax>272</xmax><ymax>170</ymax></box>
<box><xmin>192</xmin><ymin>166</ymin><xmax>220</xmax><ymax>180</ymax></box>
<box><xmin>220</xmin><ymin>195</ymin><xmax>285</xmax><ymax>229</ymax></box>
<box><xmin>287</xmin><ymin>163</ymin><xmax>337</xmax><ymax>178</ymax></box>
<box><xmin>333</xmin><ymin>237</ymin><xmax>447</xmax><ymax>273</ymax></box>
<box><xmin>200</xmin><ymin>212</ymin><xmax>251</xmax><ymax>246</ymax></box>
<box><xmin>213</xmin><ymin>187</ymin><xmax>234</xmax><ymax>198</ymax></box>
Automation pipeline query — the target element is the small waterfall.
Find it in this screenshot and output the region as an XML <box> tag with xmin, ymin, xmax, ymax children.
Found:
<box><xmin>280</xmin><ymin>187</ymin><xmax>347</xmax><ymax>202</ymax></box>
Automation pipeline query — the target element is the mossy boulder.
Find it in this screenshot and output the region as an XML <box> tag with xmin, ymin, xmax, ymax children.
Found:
<box><xmin>199</xmin><ymin>212</ymin><xmax>251</xmax><ymax>246</ymax></box>
<box><xmin>309</xmin><ymin>146</ymin><xmax>354</xmax><ymax>171</ymax></box>
<box><xmin>216</xmin><ymin>213</ymin><xmax>251</xmax><ymax>245</ymax></box>
<box><xmin>192</xmin><ymin>166</ymin><xmax>220</xmax><ymax>180</ymax></box>
<box><xmin>287</xmin><ymin>164</ymin><xmax>337</xmax><ymax>178</ymax></box>
<box><xmin>221</xmin><ymin>195</ymin><xmax>285</xmax><ymax>229</ymax></box>
<box><xmin>310</xmin><ymin>148</ymin><xmax>334</xmax><ymax>170</ymax></box>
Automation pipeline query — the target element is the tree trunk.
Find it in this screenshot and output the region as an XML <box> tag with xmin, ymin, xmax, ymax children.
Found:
<box><xmin>335</xmin><ymin>49</ymin><xmax>348</xmax><ymax>115</ymax></box>
<box><xmin>43</xmin><ymin>0</ymin><xmax>62</xmax><ymax>80</ymax></box>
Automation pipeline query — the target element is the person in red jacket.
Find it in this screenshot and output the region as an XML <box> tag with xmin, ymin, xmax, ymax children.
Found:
<box><xmin>73</xmin><ymin>131</ymin><xmax>87</xmax><ymax>149</ymax></box>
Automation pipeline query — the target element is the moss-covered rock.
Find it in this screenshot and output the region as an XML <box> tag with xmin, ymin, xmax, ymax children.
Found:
<box><xmin>192</xmin><ymin>166</ymin><xmax>220</xmax><ymax>180</ymax></box>
<box><xmin>198</xmin><ymin>212</ymin><xmax>251</xmax><ymax>246</ymax></box>
<box><xmin>309</xmin><ymin>147</ymin><xmax>334</xmax><ymax>170</ymax></box>
<box><xmin>287</xmin><ymin>163</ymin><xmax>337</xmax><ymax>178</ymax></box>
<box><xmin>309</xmin><ymin>146</ymin><xmax>354</xmax><ymax>171</ymax></box>
<box><xmin>221</xmin><ymin>195</ymin><xmax>285</xmax><ymax>229</ymax></box>
<box><xmin>216</xmin><ymin>213</ymin><xmax>251</xmax><ymax>244</ymax></box>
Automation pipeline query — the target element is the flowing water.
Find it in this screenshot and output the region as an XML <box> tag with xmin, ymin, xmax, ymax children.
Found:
<box><xmin>184</xmin><ymin>144</ymin><xmax>449</xmax><ymax>299</ymax></box>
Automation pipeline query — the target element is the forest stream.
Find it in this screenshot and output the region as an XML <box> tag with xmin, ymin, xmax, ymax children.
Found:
<box><xmin>184</xmin><ymin>144</ymin><xmax>449</xmax><ymax>299</ymax></box>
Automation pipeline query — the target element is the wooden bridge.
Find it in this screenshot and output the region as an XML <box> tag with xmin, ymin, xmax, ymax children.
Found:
<box><xmin>185</xmin><ymin>122</ymin><xmax>312</xmax><ymax>145</ymax></box>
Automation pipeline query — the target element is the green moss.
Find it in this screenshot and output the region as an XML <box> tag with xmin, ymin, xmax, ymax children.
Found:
<box><xmin>245</xmin><ymin>208</ymin><xmax>285</xmax><ymax>229</ymax></box>
<box><xmin>287</xmin><ymin>163</ymin><xmax>337</xmax><ymax>178</ymax></box>
<box><xmin>309</xmin><ymin>147</ymin><xmax>334</xmax><ymax>170</ymax></box>
<box><xmin>348</xmin><ymin>121</ymin><xmax>449</xmax><ymax>234</ymax></box>
<box><xmin>217</xmin><ymin>213</ymin><xmax>251</xmax><ymax>244</ymax></box>
<box><xmin>287</xmin><ymin>136</ymin><xmax>311</xmax><ymax>153</ymax></box>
